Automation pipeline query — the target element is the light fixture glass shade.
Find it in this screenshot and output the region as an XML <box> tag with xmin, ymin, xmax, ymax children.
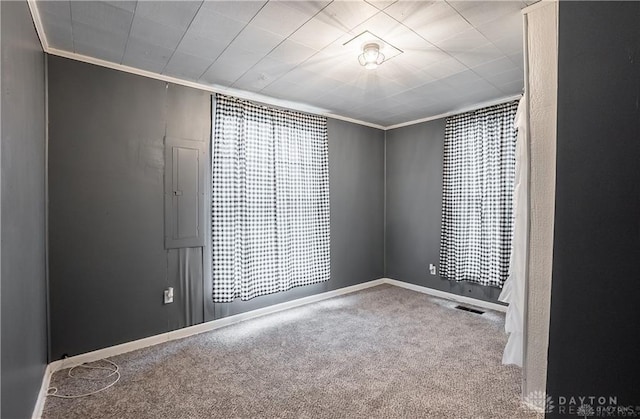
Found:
<box><xmin>358</xmin><ymin>43</ymin><xmax>385</xmax><ymax>70</ymax></box>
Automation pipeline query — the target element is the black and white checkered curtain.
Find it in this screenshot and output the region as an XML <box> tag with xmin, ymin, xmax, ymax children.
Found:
<box><xmin>439</xmin><ymin>101</ymin><xmax>518</xmax><ymax>287</ymax></box>
<box><xmin>211</xmin><ymin>94</ymin><xmax>330</xmax><ymax>302</ymax></box>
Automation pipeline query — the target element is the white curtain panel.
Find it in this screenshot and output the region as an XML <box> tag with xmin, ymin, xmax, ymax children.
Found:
<box><xmin>211</xmin><ymin>95</ymin><xmax>330</xmax><ymax>302</ymax></box>
<box><xmin>499</xmin><ymin>97</ymin><xmax>528</xmax><ymax>366</ymax></box>
<box><xmin>439</xmin><ymin>101</ymin><xmax>519</xmax><ymax>287</ymax></box>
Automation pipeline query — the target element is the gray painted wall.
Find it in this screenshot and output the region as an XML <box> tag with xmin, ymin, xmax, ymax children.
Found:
<box><xmin>1</xmin><ymin>1</ymin><xmax>48</xmax><ymax>417</ymax></box>
<box><xmin>48</xmin><ymin>57</ymin><xmax>384</xmax><ymax>357</ymax></box>
<box><xmin>546</xmin><ymin>2</ymin><xmax>640</xmax><ymax>415</ymax></box>
<box><xmin>48</xmin><ymin>56</ymin><xmax>210</xmax><ymax>360</ymax></box>
<box><xmin>385</xmin><ymin>119</ymin><xmax>503</xmax><ymax>303</ymax></box>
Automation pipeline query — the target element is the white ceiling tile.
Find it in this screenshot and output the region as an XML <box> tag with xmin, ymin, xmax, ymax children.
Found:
<box><xmin>268</xmin><ymin>40</ymin><xmax>318</xmax><ymax>65</ymax></box>
<box><xmin>122</xmin><ymin>38</ymin><xmax>174</xmax><ymax>73</ymax></box>
<box><xmin>103</xmin><ymin>1</ymin><xmax>136</xmax><ymax>13</ymax></box>
<box><xmin>378</xmin><ymin>60</ymin><xmax>435</xmax><ymax>89</ymax></box>
<box><xmin>201</xmin><ymin>48</ymin><xmax>262</xmax><ymax>85</ymax></box>
<box><xmin>351</xmin><ymin>76</ymin><xmax>408</xmax><ymax>99</ymax></box>
<box><xmin>326</xmin><ymin>82</ymin><xmax>366</xmax><ymax>100</ymax></box>
<box><xmin>476</xmin><ymin>11</ymin><xmax>522</xmax><ymax>43</ymax></box>
<box><xmin>408</xmin><ymin>80</ymin><xmax>456</xmax><ymax>98</ymax></box>
<box><xmin>37</xmin><ymin>0</ymin><xmax>71</xmax><ymax>19</ymax></box>
<box><xmin>307</xmin><ymin>77</ymin><xmax>348</xmax><ymax>95</ymax></box>
<box><xmin>129</xmin><ymin>15</ymin><xmax>185</xmax><ymax>50</ymax></box>
<box><xmin>299</xmin><ymin>52</ymin><xmax>360</xmax><ymax>83</ymax></box>
<box><xmin>384</xmin><ymin>0</ymin><xmax>436</xmax><ymax>23</ymax></box>
<box><xmin>289</xmin><ymin>16</ymin><xmax>346</xmax><ymax>50</ymax></box>
<box><xmin>317</xmin><ymin>1</ymin><xmax>379</xmax><ymax>32</ymax></box>
<box><xmin>452</xmin><ymin>43</ymin><xmax>504</xmax><ymax>68</ymax></box>
<box><xmin>247</xmin><ymin>56</ymin><xmax>297</xmax><ymax>78</ymax></box>
<box><xmin>349</xmin><ymin>12</ymin><xmax>403</xmax><ymax>40</ymax></box>
<box><xmin>433</xmin><ymin>29</ymin><xmax>489</xmax><ymax>54</ymax></box>
<box><xmin>483</xmin><ymin>66</ymin><xmax>523</xmax><ymax>87</ymax></box>
<box><xmin>72</xmin><ymin>21</ymin><xmax>128</xmax><ymax>56</ymax></box>
<box><xmin>507</xmin><ymin>51</ymin><xmax>524</xmax><ymax>69</ymax></box>
<box><xmin>261</xmin><ymin>79</ymin><xmax>332</xmax><ymax>108</ymax></box>
<box><xmin>471</xmin><ymin>56</ymin><xmax>517</xmax><ymax>79</ymax></box>
<box><xmin>199</xmin><ymin>70</ymin><xmax>236</xmax><ymax>87</ymax></box>
<box><xmin>233</xmin><ymin>58</ymin><xmax>297</xmax><ymax>91</ymax></box>
<box><xmin>200</xmin><ymin>1</ymin><xmax>266</xmax><ymax>24</ymax></box>
<box><xmin>278</xmin><ymin>68</ymin><xmax>345</xmax><ymax>92</ymax></box>
<box><xmin>422</xmin><ymin>57</ymin><xmax>467</xmax><ymax>79</ymax></box>
<box><xmin>321</xmin><ymin>32</ymin><xmax>361</xmax><ymax>57</ymax></box>
<box><xmin>134</xmin><ymin>1</ymin><xmax>202</xmax><ymax>30</ymax></box>
<box><xmin>440</xmin><ymin>70</ymin><xmax>483</xmax><ymax>88</ymax></box>
<box><xmin>498</xmin><ymin>79</ymin><xmax>524</xmax><ymax>95</ymax></box>
<box><xmin>388</xmin><ymin>47</ymin><xmax>447</xmax><ymax>72</ymax></box>
<box><xmin>448</xmin><ymin>1</ymin><xmax>523</xmax><ymax>27</ymax></box>
<box><xmin>233</xmin><ymin>71</ymin><xmax>276</xmax><ymax>91</ymax></box>
<box><xmin>400</xmin><ymin>2</ymin><xmax>473</xmax><ymax>44</ymax></box>
<box><xmin>39</xmin><ymin>11</ymin><xmax>73</xmax><ymax>50</ymax></box>
<box><xmin>348</xmin><ymin>105</ymin><xmax>397</xmax><ymax>121</ymax></box>
<box><xmin>278</xmin><ymin>67</ymin><xmax>324</xmax><ymax>85</ymax></box>
<box><xmin>230</xmin><ymin>26</ymin><xmax>285</xmax><ymax>55</ymax></box>
<box><xmin>249</xmin><ymin>2</ymin><xmax>315</xmax><ymax>37</ymax></box>
<box><xmin>176</xmin><ymin>32</ymin><xmax>228</xmax><ymax>61</ymax></box>
<box><xmin>453</xmin><ymin>90</ymin><xmax>506</xmax><ymax>108</ymax></box>
<box><xmin>45</xmin><ymin>29</ymin><xmax>75</xmax><ymax>51</ymax></box>
<box><xmin>163</xmin><ymin>52</ymin><xmax>213</xmax><ymax>80</ymax></box>
<box><xmin>70</xmin><ymin>2</ymin><xmax>133</xmax><ymax>34</ymax></box>
<box><xmin>364</xmin><ymin>0</ymin><xmax>398</xmax><ymax>11</ymax></box>
<box><xmin>450</xmin><ymin>79</ymin><xmax>500</xmax><ymax>98</ymax></box>
<box><xmin>187</xmin><ymin>9</ymin><xmax>246</xmax><ymax>44</ymax></box>
<box><xmin>394</xmin><ymin>87</ymin><xmax>440</xmax><ymax>104</ymax></box>
<box><xmin>74</xmin><ymin>41</ymin><xmax>123</xmax><ymax>63</ymax></box>
<box><xmin>282</xmin><ymin>1</ymin><xmax>331</xmax><ymax>15</ymax></box>
<box><xmin>382</xmin><ymin>24</ymin><xmax>433</xmax><ymax>52</ymax></box>
<box><xmin>492</xmin><ymin>34</ymin><xmax>523</xmax><ymax>56</ymax></box>
<box><xmin>312</xmin><ymin>91</ymin><xmax>349</xmax><ymax>109</ymax></box>
<box><xmin>260</xmin><ymin>79</ymin><xmax>308</xmax><ymax>101</ymax></box>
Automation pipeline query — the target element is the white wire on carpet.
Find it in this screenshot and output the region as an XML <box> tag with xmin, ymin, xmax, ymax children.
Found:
<box><xmin>47</xmin><ymin>359</ymin><xmax>120</xmax><ymax>399</ymax></box>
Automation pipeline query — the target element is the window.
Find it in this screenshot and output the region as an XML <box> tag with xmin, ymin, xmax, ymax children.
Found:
<box><xmin>211</xmin><ymin>95</ymin><xmax>330</xmax><ymax>302</ymax></box>
<box><xmin>439</xmin><ymin>101</ymin><xmax>518</xmax><ymax>287</ymax></box>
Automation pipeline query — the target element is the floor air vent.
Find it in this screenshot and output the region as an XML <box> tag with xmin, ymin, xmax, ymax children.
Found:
<box><xmin>455</xmin><ymin>305</ymin><xmax>485</xmax><ymax>315</ymax></box>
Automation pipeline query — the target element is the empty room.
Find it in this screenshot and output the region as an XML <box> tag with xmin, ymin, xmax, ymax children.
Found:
<box><xmin>1</xmin><ymin>1</ymin><xmax>639</xmax><ymax>418</ymax></box>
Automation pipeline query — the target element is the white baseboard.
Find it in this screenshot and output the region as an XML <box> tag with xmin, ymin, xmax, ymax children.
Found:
<box><xmin>32</xmin><ymin>277</ymin><xmax>506</xmax><ymax>418</ymax></box>
<box><xmin>31</xmin><ymin>364</ymin><xmax>54</xmax><ymax>419</ymax></box>
<box><xmin>381</xmin><ymin>278</ymin><xmax>508</xmax><ymax>313</ymax></box>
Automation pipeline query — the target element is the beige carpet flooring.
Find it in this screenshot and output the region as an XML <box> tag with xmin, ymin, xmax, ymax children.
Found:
<box><xmin>43</xmin><ymin>284</ymin><xmax>540</xmax><ymax>418</ymax></box>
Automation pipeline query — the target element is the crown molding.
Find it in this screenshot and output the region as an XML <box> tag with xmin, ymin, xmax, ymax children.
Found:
<box><xmin>385</xmin><ymin>94</ymin><xmax>522</xmax><ymax>130</ymax></box>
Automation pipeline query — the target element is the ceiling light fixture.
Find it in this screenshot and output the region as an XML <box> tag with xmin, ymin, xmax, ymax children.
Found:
<box><xmin>358</xmin><ymin>43</ymin><xmax>385</xmax><ymax>70</ymax></box>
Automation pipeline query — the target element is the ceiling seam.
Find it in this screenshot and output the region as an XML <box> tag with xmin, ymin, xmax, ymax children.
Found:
<box><xmin>118</xmin><ymin>1</ymin><xmax>138</xmax><ymax>65</ymax></box>
<box><xmin>159</xmin><ymin>0</ymin><xmax>206</xmax><ymax>74</ymax></box>
<box><xmin>69</xmin><ymin>1</ymin><xmax>75</xmax><ymax>54</ymax></box>
<box><xmin>194</xmin><ymin>1</ymin><xmax>271</xmax><ymax>81</ymax></box>
<box><xmin>230</xmin><ymin>1</ymin><xmax>336</xmax><ymax>90</ymax></box>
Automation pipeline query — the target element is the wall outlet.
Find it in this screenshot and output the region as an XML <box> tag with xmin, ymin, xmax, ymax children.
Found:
<box><xmin>163</xmin><ymin>287</ymin><xmax>174</xmax><ymax>304</ymax></box>
<box><xmin>429</xmin><ymin>264</ymin><xmax>437</xmax><ymax>275</ymax></box>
